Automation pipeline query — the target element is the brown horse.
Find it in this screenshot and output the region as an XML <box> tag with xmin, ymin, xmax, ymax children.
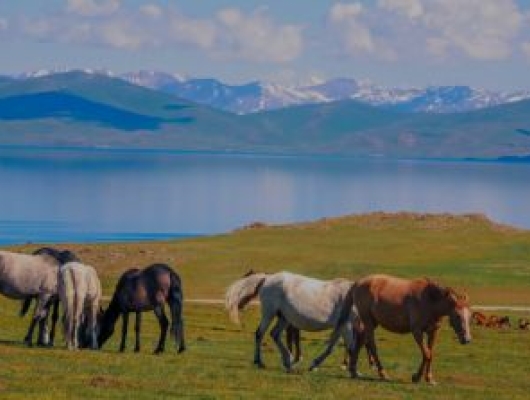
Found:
<box><xmin>311</xmin><ymin>274</ymin><xmax>472</xmax><ymax>384</ymax></box>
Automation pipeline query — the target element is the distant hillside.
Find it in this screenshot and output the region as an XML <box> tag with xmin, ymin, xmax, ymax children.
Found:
<box><xmin>1</xmin><ymin>71</ymin><xmax>529</xmax><ymax>159</ymax></box>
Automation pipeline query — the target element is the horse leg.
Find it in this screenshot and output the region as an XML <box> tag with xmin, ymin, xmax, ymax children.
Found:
<box><xmin>254</xmin><ymin>312</ymin><xmax>275</xmax><ymax>368</ymax></box>
<box><xmin>365</xmin><ymin>328</ymin><xmax>389</xmax><ymax>380</ymax></box>
<box><xmin>424</xmin><ymin>328</ymin><xmax>440</xmax><ymax>385</ymax></box>
<box><xmin>286</xmin><ymin>325</ymin><xmax>301</xmax><ymax>364</ymax></box>
<box><xmin>269</xmin><ymin>316</ymin><xmax>292</xmax><ymax>371</ymax></box>
<box><xmin>411</xmin><ymin>329</ymin><xmax>429</xmax><ymax>383</ymax></box>
<box><xmin>309</xmin><ymin>322</ymin><xmax>346</xmax><ymax>372</ymax></box>
<box><xmin>153</xmin><ymin>305</ymin><xmax>169</xmax><ymax>354</ymax></box>
<box><xmin>134</xmin><ymin>312</ymin><xmax>141</xmax><ymax>352</ymax></box>
<box><xmin>119</xmin><ymin>312</ymin><xmax>129</xmax><ymax>352</ymax></box>
<box><xmin>24</xmin><ymin>295</ymin><xmax>50</xmax><ymax>346</ymax></box>
<box><xmin>48</xmin><ymin>297</ymin><xmax>60</xmax><ymax>347</ymax></box>
<box><xmin>87</xmin><ymin>302</ymin><xmax>99</xmax><ymax>350</ymax></box>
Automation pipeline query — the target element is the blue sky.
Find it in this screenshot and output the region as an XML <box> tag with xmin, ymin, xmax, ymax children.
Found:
<box><xmin>1</xmin><ymin>0</ymin><xmax>530</xmax><ymax>90</ymax></box>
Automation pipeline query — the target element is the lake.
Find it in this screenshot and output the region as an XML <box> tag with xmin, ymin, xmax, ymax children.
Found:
<box><xmin>1</xmin><ymin>147</ymin><xmax>529</xmax><ymax>245</ymax></box>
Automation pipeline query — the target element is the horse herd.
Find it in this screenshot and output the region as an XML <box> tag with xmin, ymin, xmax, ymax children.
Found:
<box><xmin>0</xmin><ymin>248</ymin><xmax>185</xmax><ymax>353</ymax></box>
<box><xmin>0</xmin><ymin>247</ymin><xmax>475</xmax><ymax>385</ymax></box>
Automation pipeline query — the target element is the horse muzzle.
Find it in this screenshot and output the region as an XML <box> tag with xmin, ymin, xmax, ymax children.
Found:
<box><xmin>459</xmin><ymin>336</ymin><xmax>472</xmax><ymax>345</ymax></box>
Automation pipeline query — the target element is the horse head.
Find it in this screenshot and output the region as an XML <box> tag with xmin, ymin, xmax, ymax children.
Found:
<box><xmin>97</xmin><ymin>306</ymin><xmax>116</xmax><ymax>348</ymax></box>
<box><xmin>446</xmin><ymin>288</ymin><xmax>472</xmax><ymax>345</ymax></box>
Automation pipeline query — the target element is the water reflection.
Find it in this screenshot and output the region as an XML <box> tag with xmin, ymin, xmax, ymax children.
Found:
<box><xmin>0</xmin><ymin>148</ymin><xmax>529</xmax><ymax>244</ymax></box>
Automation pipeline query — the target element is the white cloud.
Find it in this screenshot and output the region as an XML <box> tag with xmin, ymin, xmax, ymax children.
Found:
<box><xmin>522</xmin><ymin>42</ymin><xmax>530</xmax><ymax>59</ymax></box>
<box><xmin>214</xmin><ymin>8</ymin><xmax>303</xmax><ymax>63</ymax></box>
<box><xmin>421</xmin><ymin>0</ymin><xmax>523</xmax><ymax>60</ymax></box>
<box><xmin>169</xmin><ymin>12</ymin><xmax>217</xmax><ymax>49</ymax></box>
<box><xmin>66</xmin><ymin>0</ymin><xmax>120</xmax><ymax>17</ymax></box>
<box><xmin>139</xmin><ymin>4</ymin><xmax>162</xmax><ymax>19</ymax></box>
<box><xmin>19</xmin><ymin>4</ymin><xmax>303</xmax><ymax>64</ymax></box>
<box><xmin>378</xmin><ymin>0</ymin><xmax>423</xmax><ymax>19</ymax></box>
<box><xmin>329</xmin><ymin>0</ymin><xmax>526</xmax><ymax>62</ymax></box>
<box><xmin>328</xmin><ymin>2</ymin><xmax>376</xmax><ymax>54</ymax></box>
<box><xmin>329</xmin><ymin>2</ymin><xmax>363</xmax><ymax>21</ymax></box>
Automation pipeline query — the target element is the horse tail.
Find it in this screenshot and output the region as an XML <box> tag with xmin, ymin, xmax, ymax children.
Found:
<box><xmin>20</xmin><ymin>297</ymin><xmax>33</xmax><ymax>317</ymax></box>
<box><xmin>168</xmin><ymin>270</ymin><xmax>185</xmax><ymax>352</ymax></box>
<box><xmin>60</xmin><ymin>264</ymin><xmax>78</xmax><ymax>347</ymax></box>
<box><xmin>225</xmin><ymin>273</ymin><xmax>267</xmax><ymax>325</ymax></box>
<box><xmin>337</xmin><ymin>281</ymin><xmax>359</xmax><ymax>328</ymax></box>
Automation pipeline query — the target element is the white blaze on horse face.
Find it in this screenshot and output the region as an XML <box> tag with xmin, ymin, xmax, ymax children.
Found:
<box><xmin>462</xmin><ymin>307</ymin><xmax>472</xmax><ymax>343</ymax></box>
<box><xmin>451</xmin><ymin>306</ymin><xmax>472</xmax><ymax>344</ymax></box>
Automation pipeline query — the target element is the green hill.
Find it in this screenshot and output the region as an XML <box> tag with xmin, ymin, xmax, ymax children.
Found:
<box><xmin>1</xmin><ymin>71</ymin><xmax>529</xmax><ymax>159</ymax></box>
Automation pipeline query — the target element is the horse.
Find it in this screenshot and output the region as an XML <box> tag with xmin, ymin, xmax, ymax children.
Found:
<box><xmin>0</xmin><ymin>250</ymin><xmax>61</xmax><ymax>346</ymax></box>
<box><xmin>224</xmin><ymin>271</ymin><xmax>360</xmax><ymax>372</ymax></box>
<box><xmin>98</xmin><ymin>263</ymin><xmax>185</xmax><ymax>354</ymax></box>
<box><xmin>311</xmin><ymin>274</ymin><xmax>472</xmax><ymax>384</ymax></box>
<box><xmin>19</xmin><ymin>247</ymin><xmax>80</xmax><ymax>346</ymax></box>
<box><xmin>519</xmin><ymin>318</ymin><xmax>530</xmax><ymax>330</ymax></box>
<box><xmin>471</xmin><ymin>311</ymin><xmax>488</xmax><ymax>326</ymax></box>
<box><xmin>58</xmin><ymin>262</ymin><xmax>102</xmax><ymax>350</ymax></box>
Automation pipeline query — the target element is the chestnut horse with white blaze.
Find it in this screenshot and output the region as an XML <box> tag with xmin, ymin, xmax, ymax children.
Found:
<box><xmin>311</xmin><ymin>274</ymin><xmax>472</xmax><ymax>384</ymax></box>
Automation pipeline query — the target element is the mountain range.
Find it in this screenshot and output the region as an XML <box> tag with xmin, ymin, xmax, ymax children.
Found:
<box><xmin>14</xmin><ymin>69</ymin><xmax>530</xmax><ymax>115</ymax></box>
<box><xmin>0</xmin><ymin>70</ymin><xmax>529</xmax><ymax>159</ymax></box>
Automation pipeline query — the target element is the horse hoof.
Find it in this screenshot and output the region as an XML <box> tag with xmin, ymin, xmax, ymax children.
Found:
<box><xmin>309</xmin><ymin>365</ymin><xmax>318</xmax><ymax>372</ymax></box>
<box><xmin>254</xmin><ymin>362</ymin><xmax>266</xmax><ymax>369</ymax></box>
<box><xmin>177</xmin><ymin>346</ymin><xmax>186</xmax><ymax>354</ymax></box>
<box><xmin>379</xmin><ymin>370</ymin><xmax>390</xmax><ymax>381</ymax></box>
<box><xmin>134</xmin><ymin>348</ymin><xmax>140</xmax><ymax>353</ymax></box>
<box><xmin>412</xmin><ymin>374</ymin><xmax>421</xmax><ymax>383</ymax></box>
<box><xmin>154</xmin><ymin>348</ymin><xmax>164</xmax><ymax>355</ymax></box>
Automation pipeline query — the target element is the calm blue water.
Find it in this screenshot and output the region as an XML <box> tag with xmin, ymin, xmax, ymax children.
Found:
<box><xmin>1</xmin><ymin>147</ymin><xmax>529</xmax><ymax>245</ymax></box>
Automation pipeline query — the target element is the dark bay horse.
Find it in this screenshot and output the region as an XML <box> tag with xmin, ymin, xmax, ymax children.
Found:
<box><xmin>18</xmin><ymin>247</ymin><xmax>80</xmax><ymax>345</ymax></box>
<box><xmin>311</xmin><ymin>274</ymin><xmax>472</xmax><ymax>384</ymax></box>
<box><xmin>98</xmin><ymin>263</ymin><xmax>185</xmax><ymax>354</ymax></box>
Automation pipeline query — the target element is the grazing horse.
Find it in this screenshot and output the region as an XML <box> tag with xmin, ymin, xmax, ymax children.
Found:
<box><xmin>224</xmin><ymin>271</ymin><xmax>360</xmax><ymax>372</ymax></box>
<box><xmin>19</xmin><ymin>247</ymin><xmax>80</xmax><ymax>346</ymax></box>
<box><xmin>0</xmin><ymin>250</ymin><xmax>60</xmax><ymax>346</ymax></box>
<box><xmin>98</xmin><ymin>263</ymin><xmax>185</xmax><ymax>354</ymax></box>
<box><xmin>58</xmin><ymin>262</ymin><xmax>102</xmax><ymax>350</ymax></box>
<box><xmin>311</xmin><ymin>274</ymin><xmax>472</xmax><ymax>384</ymax></box>
<box><xmin>519</xmin><ymin>318</ymin><xmax>530</xmax><ymax>330</ymax></box>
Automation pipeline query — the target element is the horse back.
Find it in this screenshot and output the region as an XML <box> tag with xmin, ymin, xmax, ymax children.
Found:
<box><xmin>0</xmin><ymin>250</ymin><xmax>59</xmax><ymax>296</ymax></box>
<box><xmin>355</xmin><ymin>274</ymin><xmax>434</xmax><ymax>333</ymax></box>
<box><xmin>113</xmin><ymin>263</ymin><xmax>177</xmax><ymax>311</ymax></box>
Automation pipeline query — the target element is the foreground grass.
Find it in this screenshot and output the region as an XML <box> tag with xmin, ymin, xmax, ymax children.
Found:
<box><xmin>1</xmin><ymin>212</ymin><xmax>530</xmax><ymax>398</ymax></box>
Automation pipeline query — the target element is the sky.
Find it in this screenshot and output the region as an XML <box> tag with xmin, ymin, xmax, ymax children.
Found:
<box><xmin>1</xmin><ymin>0</ymin><xmax>530</xmax><ymax>91</ymax></box>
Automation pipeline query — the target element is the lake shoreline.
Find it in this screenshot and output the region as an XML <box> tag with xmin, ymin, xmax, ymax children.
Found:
<box><xmin>1</xmin><ymin>144</ymin><xmax>529</xmax><ymax>164</ymax></box>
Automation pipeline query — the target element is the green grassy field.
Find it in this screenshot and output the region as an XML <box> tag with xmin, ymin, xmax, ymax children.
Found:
<box><xmin>1</xmin><ymin>212</ymin><xmax>530</xmax><ymax>399</ymax></box>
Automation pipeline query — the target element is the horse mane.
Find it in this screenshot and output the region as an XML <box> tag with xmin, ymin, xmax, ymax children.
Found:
<box><xmin>242</xmin><ymin>269</ymin><xmax>254</xmax><ymax>277</ymax></box>
<box><xmin>424</xmin><ymin>278</ymin><xmax>469</xmax><ymax>306</ymax></box>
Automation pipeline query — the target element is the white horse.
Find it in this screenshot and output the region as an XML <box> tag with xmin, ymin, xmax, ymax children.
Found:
<box><xmin>225</xmin><ymin>271</ymin><xmax>360</xmax><ymax>371</ymax></box>
<box><xmin>0</xmin><ymin>250</ymin><xmax>60</xmax><ymax>345</ymax></box>
<box><xmin>58</xmin><ymin>262</ymin><xmax>102</xmax><ymax>350</ymax></box>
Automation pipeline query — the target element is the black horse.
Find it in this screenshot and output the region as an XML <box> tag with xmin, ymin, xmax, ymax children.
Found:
<box><xmin>98</xmin><ymin>263</ymin><xmax>185</xmax><ymax>354</ymax></box>
<box><xmin>21</xmin><ymin>247</ymin><xmax>80</xmax><ymax>346</ymax></box>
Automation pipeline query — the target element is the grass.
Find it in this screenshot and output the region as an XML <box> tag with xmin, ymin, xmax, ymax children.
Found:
<box><xmin>1</xmin><ymin>212</ymin><xmax>530</xmax><ymax>399</ymax></box>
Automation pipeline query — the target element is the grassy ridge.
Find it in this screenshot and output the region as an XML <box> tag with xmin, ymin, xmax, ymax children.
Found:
<box><xmin>1</xmin><ymin>212</ymin><xmax>530</xmax><ymax>398</ymax></box>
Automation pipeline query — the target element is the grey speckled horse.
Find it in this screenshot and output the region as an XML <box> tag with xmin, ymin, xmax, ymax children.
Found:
<box><xmin>225</xmin><ymin>271</ymin><xmax>360</xmax><ymax>372</ymax></box>
<box><xmin>0</xmin><ymin>250</ymin><xmax>60</xmax><ymax>345</ymax></box>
